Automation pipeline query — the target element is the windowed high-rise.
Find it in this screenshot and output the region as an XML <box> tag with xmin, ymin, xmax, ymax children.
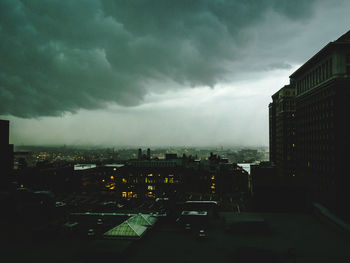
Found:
<box><xmin>269</xmin><ymin>85</ymin><xmax>296</xmax><ymax>178</ymax></box>
<box><xmin>270</xmin><ymin>30</ymin><xmax>350</xmax><ymax>215</ymax></box>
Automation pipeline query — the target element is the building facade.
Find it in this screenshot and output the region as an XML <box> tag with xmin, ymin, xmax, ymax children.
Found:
<box><xmin>270</xmin><ymin>30</ymin><xmax>350</xmax><ymax>214</ymax></box>
<box><xmin>269</xmin><ymin>85</ymin><xmax>296</xmax><ymax>177</ymax></box>
<box><xmin>0</xmin><ymin>120</ymin><xmax>13</xmax><ymax>189</ymax></box>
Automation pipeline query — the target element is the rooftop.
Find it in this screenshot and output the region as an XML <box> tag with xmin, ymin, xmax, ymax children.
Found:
<box><xmin>2</xmin><ymin>211</ymin><xmax>350</xmax><ymax>263</ymax></box>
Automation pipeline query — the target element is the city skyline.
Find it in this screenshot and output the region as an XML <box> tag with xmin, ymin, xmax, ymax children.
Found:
<box><xmin>1</xmin><ymin>1</ymin><xmax>350</xmax><ymax>147</ymax></box>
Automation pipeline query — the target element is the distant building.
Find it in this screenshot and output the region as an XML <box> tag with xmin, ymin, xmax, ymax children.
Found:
<box><xmin>73</xmin><ymin>151</ymin><xmax>249</xmax><ymax>201</ymax></box>
<box><xmin>138</xmin><ymin>148</ymin><xmax>142</xmax><ymax>160</ymax></box>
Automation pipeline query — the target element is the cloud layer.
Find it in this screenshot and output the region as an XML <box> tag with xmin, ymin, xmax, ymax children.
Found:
<box><xmin>0</xmin><ymin>0</ymin><xmax>320</xmax><ymax>117</ymax></box>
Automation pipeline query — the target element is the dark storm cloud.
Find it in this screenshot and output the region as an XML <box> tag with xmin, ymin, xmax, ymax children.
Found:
<box><xmin>0</xmin><ymin>0</ymin><xmax>317</xmax><ymax>117</ymax></box>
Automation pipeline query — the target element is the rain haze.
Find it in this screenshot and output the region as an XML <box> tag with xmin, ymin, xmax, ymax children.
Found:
<box><xmin>1</xmin><ymin>0</ymin><xmax>350</xmax><ymax>147</ymax></box>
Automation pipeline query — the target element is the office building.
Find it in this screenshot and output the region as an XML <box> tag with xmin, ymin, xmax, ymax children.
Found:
<box><xmin>291</xmin><ymin>30</ymin><xmax>350</xmax><ymax>213</ymax></box>
<box><xmin>269</xmin><ymin>85</ymin><xmax>296</xmax><ymax>177</ymax></box>
<box><xmin>270</xmin><ymin>30</ymin><xmax>350</xmax><ymax>214</ymax></box>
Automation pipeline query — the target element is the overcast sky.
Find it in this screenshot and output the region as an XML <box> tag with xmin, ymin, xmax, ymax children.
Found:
<box><xmin>1</xmin><ymin>0</ymin><xmax>349</xmax><ymax>147</ymax></box>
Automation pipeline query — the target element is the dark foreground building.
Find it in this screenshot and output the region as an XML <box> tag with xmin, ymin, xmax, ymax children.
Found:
<box><xmin>291</xmin><ymin>31</ymin><xmax>350</xmax><ymax>215</ymax></box>
<box><xmin>269</xmin><ymin>30</ymin><xmax>350</xmax><ymax>216</ymax></box>
<box><xmin>0</xmin><ymin>120</ymin><xmax>13</xmax><ymax>189</ymax></box>
<box><xmin>269</xmin><ymin>85</ymin><xmax>296</xmax><ymax>178</ymax></box>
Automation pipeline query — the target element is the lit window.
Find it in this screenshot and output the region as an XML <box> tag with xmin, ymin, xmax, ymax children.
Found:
<box><xmin>148</xmin><ymin>185</ymin><xmax>155</xmax><ymax>190</ymax></box>
<box><xmin>113</xmin><ymin>168</ymin><xmax>117</xmax><ymax>171</ymax></box>
<box><xmin>169</xmin><ymin>178</ymin><xmax>174</xmax><ymax>183</ymax></box>
<box><xmin>211</xmin><ymin>176</ymin><xmax>215</xmax><ymax>180</ymax></box>
<box><xmin>110</xmin><ymin>175</ymin><xmax>114</xmax><ymax>180</ymax></box>
<box><xmin>122</xmin><ymin>178</ymin><xmax>127</xmax><ymax>183</ymax></box>
<box><xmin>146</xmin><ymin>192</ymin><xmax>155</xmax><ymax>198</ymax></box>
<box><xmin>164</xmin><ymin>178</ymin><xmax>168</xmax><ymax>183</ymax></box>
<box><xmin>122</xmin><ymin>192</ymin><xmax>127</xmax><ymax>198</ymax></box>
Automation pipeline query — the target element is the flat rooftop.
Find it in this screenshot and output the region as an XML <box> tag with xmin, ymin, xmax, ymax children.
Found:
<box><xmin>1</xmin><ymin>212</ymin><xmax>350</xmax><ymax>263</ymax></box>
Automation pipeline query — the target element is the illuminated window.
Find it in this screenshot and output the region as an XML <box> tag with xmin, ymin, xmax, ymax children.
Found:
<box><xmin>122</xmin><ymin>192</ymin><xmax>127</xmax><ymax>198</ymax></box>
<box><xmin>147</xmin><ymin>173</ymin><xmax>153</xmax><ymax>177</ymax></box>
<box><xmin>148</xmin><ymin>185</ymin><xmax>155</xmax><ymax>190</ymax></box>
<box><xmin>146</xmin><ymin>192</ymin><xmax>155</xmax><ymax>198</ymax></box>
<box><xmin>110</xmin><ymin>175</ymin><xmax>114</xmax><ymax>180</ymax></box>
<box><xmin>113</xmin><ymin>168</ymin><xmax>117</xmax><ymax>171</ymax></box>
<box><xmin>168</xmin><ymin>174</ymin><xmax>174</xmax><ymax>177</ymax></box>
<box><xmin>307</xmin><ymin>161</ymin><xmax>310</xmax><ymax>167</ymax></box>
<box><xmin>211</xmin><ymin>175</ymin><xmax>215</xmax><ymax>180</ymax></box>
<box><xmin>292</xmin><ymin>144</ymin><xmax>295</xmax><ymax>148</ymax></box>
<box><xmin>122</xmin><ymin>178</ymin><xmax>127</xmax><ymax>183</ymax></box>
<box><xmin>292</xmin><ymin>174</ymin><xmax>296</xmax><ymax>177</ymax></box>
<box><xmin>164</xmin><ymin>178</ymin><xmax>168</xmax><ymax>183</ymax></box>
<box><xmin>169</xmin><ymin>178</ymin><xmax>174</xmax><ymax>183</ymax></box>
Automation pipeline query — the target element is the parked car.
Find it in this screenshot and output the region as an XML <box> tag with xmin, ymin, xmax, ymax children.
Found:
<box><xmin>198</xmin><ymin>229</ymin><xmax>208</xmax><ymax>239</ymax></box>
